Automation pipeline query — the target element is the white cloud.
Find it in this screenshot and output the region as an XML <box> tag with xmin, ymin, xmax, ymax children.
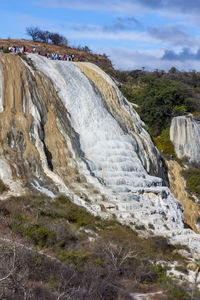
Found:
<box><xmin>100</xmin><ymin>47</ymin><xmax>200</xmax><ymax>71</ymax></box>
<box><xmin>148</xmin><ymin>25</ymin><xmax>200</xmax><ymax>48</ymax></box>
<box><xmin>67</xmin><ymin>26</ymin><xmax>155</xmax><ymax>43</ymax></box>
<box><xmin>66</xmin><ymin>22</ymin><xmax>200</xmax><ymax>52</ymax></box>
<box><xmin>35</xmin><ymin>0</ymin><xmax>200</xmax><ymax>18</ymax></box>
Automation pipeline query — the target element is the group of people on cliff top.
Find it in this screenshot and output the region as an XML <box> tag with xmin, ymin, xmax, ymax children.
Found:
<box><xmin>0</xmin><ymin>46</ymin><xmax>84</xmax><ymax>62</ymax></box>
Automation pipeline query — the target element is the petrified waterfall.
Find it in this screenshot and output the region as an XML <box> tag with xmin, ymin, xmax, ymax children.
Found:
<box><xmin>0</xmin><ymin>54</ymin><xmax>200</xmax><ymax>255</ymax></box>
<box><xmin>170</xmin><ymin>116</ymin><xmax>200</xmax><ymax>162</ymax></box>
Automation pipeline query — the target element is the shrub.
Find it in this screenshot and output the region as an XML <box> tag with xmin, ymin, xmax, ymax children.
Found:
<box><xmin>150</xmin><ymin>236</ymin><xmax>173</xmax><ymax>253</ymax></box>
<box><xmin>153</xmin><ymin>127</ymin><xmax>181</xmax><ymax>162</ymax></box>
<box><xmin>135</xmin><ymin>263</ymin><xmax>158</xmax><ymax>283</ymax></box>
<box><xmin>135</xmin><ymin>224</ymin><xmax>145</xmax><ymax>230</ymax></box>
<box><xmin>172</xmin><ymin>105</ymin><xmax>187</xmax><ymax>116</ymax></box>
<box><xmin>53</xmin><ymin>195</ymin><xmax>99</xmax><ymax>228</ymax></box>
<box><xmin>181</xmin><ymin>168</ymin><xmax>200</xmax><ymax>197</ymax></box>
<box><xmin>58</xmin><ymin>249</ymin><xmax>89</xmax><ymax>266</ymax></box>
<box><xmin>3</xmin><ymin>47</ymin><xmax>9</xmax><ymax>53</ymax></box>
<box><xmin>151</xmin><ymin>263</ymin><xmax>168</xmax><ymax>282</ymax></box>
<box><xmin>9</xmin><ymin>215</ymin><xmax>56</xmax><ymax>247</ymax></box>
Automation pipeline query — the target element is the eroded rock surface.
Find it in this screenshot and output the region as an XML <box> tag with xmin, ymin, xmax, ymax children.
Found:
<box><xmin>167</xmin><ymin>160</ymin><xmax>199</xmax><ymax>233</ymax></box>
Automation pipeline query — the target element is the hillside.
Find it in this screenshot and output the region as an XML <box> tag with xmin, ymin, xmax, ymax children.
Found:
<box><xmin>115</xmin><ymin>68</ymin><xmax>200</xmax><ymax>136</ymax></box>
<box><xmin>1</xmin><ymin>193</ymin><xmax>197</xmax><ymax>299</ymax></box>
<box><xmin>0</xmin><ymin>38</ymin><xmax>115</xmax><ymax>75</ymax></box>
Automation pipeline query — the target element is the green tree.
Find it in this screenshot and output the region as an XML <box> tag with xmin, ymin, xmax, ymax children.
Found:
<box><xmin>133</xmin><ymin>76</ymin><xmax>193</xmax><ymax>135</ymax></box>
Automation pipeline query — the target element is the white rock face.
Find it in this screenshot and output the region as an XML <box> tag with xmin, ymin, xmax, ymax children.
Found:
<box><xmin>27</xmin><ymin>56</ymin><xmax>185</xmax><ymax>231</ymax></box>
<box><xmin>29</xmin><ymin>55</ymin><xmax>162</xmax><ymax>188</ymax></box>
<box><xmin>170</xmin><ymin>116</ymin><xmax>200</xmax><ymax>162</ymax></box>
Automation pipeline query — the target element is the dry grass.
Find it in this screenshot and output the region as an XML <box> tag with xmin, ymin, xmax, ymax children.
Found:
<box><xmin>0</xmin><ymin>194</ymin><xmax>197</xmax><ymax>299</ymax></box>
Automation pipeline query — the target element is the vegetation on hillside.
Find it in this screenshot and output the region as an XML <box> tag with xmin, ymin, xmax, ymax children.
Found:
<box><xmin>109</xmin><ymin>67</ymin><xmax>200</xmax><ymax>163</ymax></box>
<box><xmin>181</xmin><ymin>162</ymin><xmax>200</xmax><ymax>201</ymax></box>
<box><xmin>115</xmin><ymin>68</ymin><xmax>199</xmax><ymax>137</ymax></box>
<box><xmin>132</xmin><ymin>77</ymin><xmax>192</xmax><ymax>135</ymax></box>
<box><xmin>0</xmin><ymin>193</ymin><xmax>197</xmax><ymax>299</ymax></box>
<box><xmin>152</xmin><ymin>128</ymin><xmax>181</xmax><ymax>162</ymax></box>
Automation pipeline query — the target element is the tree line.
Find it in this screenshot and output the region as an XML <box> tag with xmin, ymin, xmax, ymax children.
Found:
<box><xmin>26</xmin><ymin>26</ymin><xmax>92</xmax><ymax>53</ymax></box>
<box><xmin>26</xmin><ymin>26</ymin><xmax>67</xmax><ymax>46</ymax></box>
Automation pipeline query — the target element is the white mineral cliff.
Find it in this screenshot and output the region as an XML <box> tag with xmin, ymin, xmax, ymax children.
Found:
<box><xmin>0</xmin><ymin>54</ymin><xmax>200</xmax><ymax>257</ymax></box>
<box><xmin>170</xmin><ymin>116</ymin><xmax>200</xmax><ymax>162</ymax></box>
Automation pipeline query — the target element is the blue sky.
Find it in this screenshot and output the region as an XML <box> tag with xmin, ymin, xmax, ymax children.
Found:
<box><xmin>1</xmin><ymin>0</ymin><xmax>200</xmax><ymax>71</ymax></box>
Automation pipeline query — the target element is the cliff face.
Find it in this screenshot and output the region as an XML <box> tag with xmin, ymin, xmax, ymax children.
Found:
<box><xmin>170</xmin><ymin>116</ymin><xmax>200</xmax><ymax>162</ymax></box>
<box><xmin>1</xmin><ymin>54</ymin><xmax>200</xmax><ymax>256</ymax></box>
<box><xmin>167</xmin><ymin>160</ymin><xmax>199</xmax><ymax>233</ymax></box>
<box><xmin>169</xmin><ymin>116</ymin><xmax>200</xmax><ymax>233</ymax></box>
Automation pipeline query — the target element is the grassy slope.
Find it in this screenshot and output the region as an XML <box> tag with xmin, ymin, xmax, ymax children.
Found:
<box><xmin>0</xmin><ymin>194</ymin><xmax>197</xmax><ymax>299</ymax></box>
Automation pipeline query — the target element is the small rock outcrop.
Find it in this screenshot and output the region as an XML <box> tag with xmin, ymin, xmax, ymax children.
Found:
<box><xmin>170</xmin><ymin>116</ymin><xmax>200</xmax><ymax>162</ymax></box>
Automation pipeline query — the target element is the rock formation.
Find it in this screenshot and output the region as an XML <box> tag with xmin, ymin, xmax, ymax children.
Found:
<box><xmin>167</xmin><ymin>160</ymin><xmax>199</xmax><ymax>233</ymax></box>
<box><xmin>170</xmin><ymin>116</ymin><xmax>200</xmax><ymax>162</ymax></box>
<box><xmin>0</xmin><ymin>53</ymin><xmax>200</xmax><ymax>256</ymax></box>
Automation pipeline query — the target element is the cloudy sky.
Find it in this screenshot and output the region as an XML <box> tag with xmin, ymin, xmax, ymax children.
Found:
<box><xmin>1</xmin><ymin>0</ymin><xmax>200</xmax><ymax>71</ymax></box>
